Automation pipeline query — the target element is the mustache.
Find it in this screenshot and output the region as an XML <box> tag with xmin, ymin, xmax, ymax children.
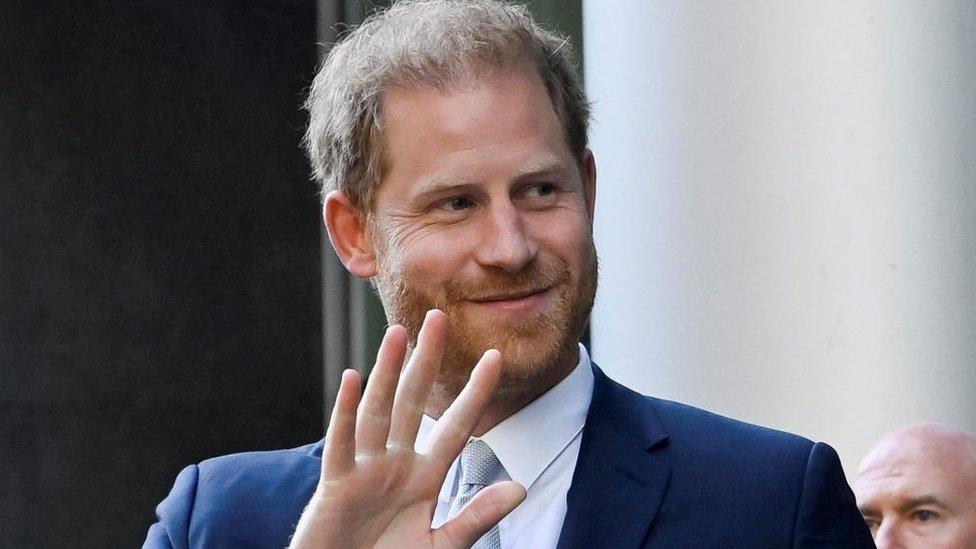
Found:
<box><xmin>443</xmin><ymin>260</ymin><xmax>570</xmax><ymax>302</ymax></box>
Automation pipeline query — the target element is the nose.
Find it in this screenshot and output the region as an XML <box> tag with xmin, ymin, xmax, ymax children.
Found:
<box><xmin>873</xmin><ymin>520</ymin><xmax>905</xmax><ymax>549</ymax></box>
<box><xmin>474</xmin><ymin>199</ymin><xmax>538</xmax><ymax>273</ymax></box>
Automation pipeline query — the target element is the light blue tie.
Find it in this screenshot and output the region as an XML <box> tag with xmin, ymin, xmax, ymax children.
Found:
<box><xmin>447</xmin><ymin>440</ymin><xmax>504</xmax><ymax>549</ymax></box>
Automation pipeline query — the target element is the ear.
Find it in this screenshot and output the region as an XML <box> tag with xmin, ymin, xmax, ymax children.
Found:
<box><xmin>581</xmin><ymin>148</ymin><xmax>597</xmax><ymax>223</ymax></box>
<box><xmin>323</xmin><ymin>190</ymin><xmax>378</xmax><ymax>278</ymax></box>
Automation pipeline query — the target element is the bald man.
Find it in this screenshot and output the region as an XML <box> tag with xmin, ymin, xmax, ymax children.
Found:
<box><xmin>855</xmin><ymin>422</ymin><xmax>976</xmax><ymax>548</ymax></box>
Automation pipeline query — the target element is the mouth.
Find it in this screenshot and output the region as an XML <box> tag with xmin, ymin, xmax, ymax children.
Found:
<box><xmin>469</xmin><ymin>287</ymin><xmax>551</xmax><ymax>312</ymax></box>
<box><xmin>472</xmin><ymin>287</ymin><xmax>548</xmax><ymax>301</ymax></box>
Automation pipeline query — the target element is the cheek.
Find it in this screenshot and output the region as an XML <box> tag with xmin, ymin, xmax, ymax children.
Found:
<box><xmin>394</xmin><ymin>234</ymin><xmax>473</xmax><ymax>286</ymax></box>
<box><xmin>530</xmin><ymin>201</ymin><xmax>591</xmax><ymax>235</ymax></box>
<box><xmin>381</xmin><ymin>222</ymin><xmax>463</xmax><ymax>270</ymax></box>
<box><xmin>944</xmin><ymin>516</ymin><xmax>976</xmax><ymax>543</ymax></box>
<box><xmin>533</xmin><ymin>217</ymin><xmax>592</xmax><ymax>263</ymax></box>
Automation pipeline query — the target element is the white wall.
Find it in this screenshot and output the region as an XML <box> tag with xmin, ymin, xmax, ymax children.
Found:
<box><xmin>585</xmin><ymin>0</ymin><xmax>976</xmax><ymax>476</ymax></box>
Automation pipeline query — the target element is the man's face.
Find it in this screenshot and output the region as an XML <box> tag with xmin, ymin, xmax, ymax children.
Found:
<box><xmin>368</xmin><ymin>66</ymin><xmax>597</xmax><ymax>393</ymax></box>
<box><xmin>855</xmin><ymin>432</ymin><xmax>976</xmax><ymax>548</ymax></box>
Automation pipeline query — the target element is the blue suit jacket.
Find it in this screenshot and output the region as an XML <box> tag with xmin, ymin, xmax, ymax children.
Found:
<box><xmin>145</xmin><ymin>366</ymin><xmax>875</xmax><ymax>548</ymax></box>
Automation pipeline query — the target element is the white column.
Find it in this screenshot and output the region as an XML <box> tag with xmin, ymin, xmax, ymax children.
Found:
<box><xmin>585</xmin><ymin>0</ymin><xmax>976</xmax><ymax>475</ymax></box>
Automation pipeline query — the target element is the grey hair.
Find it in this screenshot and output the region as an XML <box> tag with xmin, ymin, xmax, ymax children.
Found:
<box><xmin>303</xmin><ymin>0</ymin><xmax>590</xmax><ymax>211</ymax></box>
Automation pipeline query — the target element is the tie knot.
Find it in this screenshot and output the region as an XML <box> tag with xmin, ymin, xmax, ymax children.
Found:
<box><xmin>458</xmin><ymin>439</ymin><xmax>502</xmax><ymax>487</ymax></box>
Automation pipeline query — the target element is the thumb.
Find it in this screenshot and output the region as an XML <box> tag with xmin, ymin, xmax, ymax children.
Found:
<box><xmin>434</xmin><ymin>481</ymin><xmax>526</xmax><ymax>547</ymax></box>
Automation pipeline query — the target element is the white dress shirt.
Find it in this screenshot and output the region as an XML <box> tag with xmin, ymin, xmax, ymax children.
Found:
<box><xmin>415</xmin><ymin>344</ymin><xmax>594</xmax><ymax>549</ymax></box>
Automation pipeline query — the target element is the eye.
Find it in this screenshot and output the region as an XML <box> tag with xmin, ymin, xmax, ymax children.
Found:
<box><xmin>912</xmin><ymin>509</ymin><xmax>939</xmax><ymax>522</ymax></box>
<box><xmin>440</xmin><ymin>195</ymin><xmax>474</xmax><ymax>211</ymax></box>
<box><xmin>526</xmin><ymin>183</ymin><xmax>556</xmax><ymax>197</ymax></box>
<box><xmin>861</xmin><ymin>516</ymin><xmax>880</xmax><ymax>535</ymax></box>
<box><xmin>519</xmin><ymin>183</ymin><xmax>560</xmax><ymax>209</ymax></box>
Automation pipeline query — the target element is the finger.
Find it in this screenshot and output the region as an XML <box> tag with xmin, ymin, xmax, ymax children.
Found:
<box><xmin>387</xmin><ymin>309</ymin><xmax>447</xmax><ymax>448</ymax></box>
<box><xmin>322</xmin><ymin>369</ymin><xmax>361</xmax><ymax>479</ymax></box>
<box><xmin>355</xmin><ymin>324</ymin><xmax>409</xmax><ymax>453</ymax></box>
<box><xmin>434</xmin><ymin>481</ymin><xmax>526</xmax><ymax>548</ymax></box>
<box><xmin>426</xmin><ymin>349</ymin><xmax>502</xmax><ymax>472</ymax></box>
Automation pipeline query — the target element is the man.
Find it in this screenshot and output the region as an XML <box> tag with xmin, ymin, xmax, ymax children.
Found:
<box><xmin>145</xmin><ymin>1</ymin><xmax>874</xmax><ymax>547</ymax></box>
<box><xmin>854</xmin><ymin>422</ymin><xmax>976</xmax><ymax>548</ymax></box>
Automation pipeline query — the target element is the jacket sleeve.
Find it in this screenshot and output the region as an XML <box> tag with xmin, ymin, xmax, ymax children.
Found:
<box><xmin>143</xmin><ymin>465</ymin><xmax>199</xmax><ymax>549</ymax></box>
<box><xmin>792</xmin><ymin>442</ymin><xmax>875</xmax><ymax>548</ymax></box>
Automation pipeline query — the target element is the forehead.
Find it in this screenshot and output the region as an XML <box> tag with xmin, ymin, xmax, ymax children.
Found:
<box><xmin>856</xmin><ymin>443</ymin><xmax>976</xmax><ymax>509</ymax></box>
<box><xmin>375</xmin><ymin>66</ymin><xmax>571</xmax><ymax>192</ymax></box>
<box><xmin>382</xmin><ymin>64</ymin><xmax>558</xmax><ymax>130</ymax></box>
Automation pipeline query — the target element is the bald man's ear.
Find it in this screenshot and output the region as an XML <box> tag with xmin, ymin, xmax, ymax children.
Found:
<box><xmin>324</xmin><ymin>191</ymin><xmax>378</xmax><ymax>278</ymax></box>
<box><xmin>581</xmin><ymin>148</ymin><xmax>597</xmax><ymax>223</ymax></box>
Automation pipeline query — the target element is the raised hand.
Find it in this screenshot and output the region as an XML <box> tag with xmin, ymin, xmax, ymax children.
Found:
<box><xmin>288</xmin><ymin>309</ymin><xmax>526</xmax><ymax>549</ymax></box>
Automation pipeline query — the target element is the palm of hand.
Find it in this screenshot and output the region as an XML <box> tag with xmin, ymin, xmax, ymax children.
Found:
<box><xmin>289</xmin><ymin>310</ymin><xmax>525</xmax><ymax>549</ymax></box>
<box><xmin>313</xmin><ymin>452</ymin><xmax>444</xmax><ymax>547</ymax></box>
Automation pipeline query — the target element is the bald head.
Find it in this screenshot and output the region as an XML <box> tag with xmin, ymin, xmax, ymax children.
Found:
<box><xmin>855</xmin><ymin>422</ymin><xmax>976</xmax><ymax>548</ymax></box>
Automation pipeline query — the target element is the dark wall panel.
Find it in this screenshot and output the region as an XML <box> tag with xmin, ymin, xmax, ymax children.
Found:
<box><xmin>1</xmin><ymin>1</ymin><xmax>322</xmax><ymax>546</ymax></box>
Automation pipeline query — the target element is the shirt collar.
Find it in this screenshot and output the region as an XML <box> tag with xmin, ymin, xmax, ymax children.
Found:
<box><xmin>417</xmin><ymin>344</ymin><xmax>594</xmax><ymax>492</ymax></box>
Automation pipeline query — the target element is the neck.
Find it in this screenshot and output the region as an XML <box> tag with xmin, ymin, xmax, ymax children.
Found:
<box><xmin>425</xmin><ymin>344</ymin><xmax>580</xmax><ymax>436</ymax></box>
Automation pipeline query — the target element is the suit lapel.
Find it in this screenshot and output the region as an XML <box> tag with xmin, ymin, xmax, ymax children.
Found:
<box><xmin>556</xmin><ymin>365</ymin><xmax>671</xmax><ymax>549</ymax></box>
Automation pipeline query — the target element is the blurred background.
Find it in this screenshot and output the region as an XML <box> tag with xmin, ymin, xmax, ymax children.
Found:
<box><xmin>1</xmin><ymin>0</ymin><xmax>973</xmax><ymax>546</ymax></box>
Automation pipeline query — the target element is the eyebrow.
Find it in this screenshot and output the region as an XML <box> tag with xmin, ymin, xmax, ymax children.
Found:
<box><xmin>857</xmin><ymin>502</ymin><xmax>879</xmax><ymax>517</ymax></box>
<box><xmin>898</xmin><ymin>495</ymin><xmax>948</xmax><ymax>512</ymax></box>
<box><xmin>409</xmin><ymin>158</ymin><xmax>571</xmax><ymax>202</ymax></box>
<box><xmin>514</xmin><ymin>158</ymin><xmax>568</xmax><ymax>180</ymax></box>
<box><xmin>409</xmin><ymin>181</ymin><xmax>479</xmax><ymax>207</ymax></box>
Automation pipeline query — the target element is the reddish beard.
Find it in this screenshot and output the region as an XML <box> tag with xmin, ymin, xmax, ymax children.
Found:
<box><xmin>374</xmin><ymin>243</ymin><xmax>598</xmax><ymax>397</ymax></box>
